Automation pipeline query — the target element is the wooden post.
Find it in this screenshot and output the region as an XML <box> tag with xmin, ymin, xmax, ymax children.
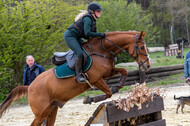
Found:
<box><xmin>181</xmin><ymin>40</ymin><xmax>184</xmax><ymax>59</ymax></box>
<box><xmin>139</xmin><ymin>68</ymin><xmax>146</xmax><ymax>84</ymax></box>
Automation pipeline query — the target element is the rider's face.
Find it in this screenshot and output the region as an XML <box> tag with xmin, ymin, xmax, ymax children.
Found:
<box><xmin>95</xmin><ymin>10</ymin><xmax>101</xmax><ymax>18</ymax></box>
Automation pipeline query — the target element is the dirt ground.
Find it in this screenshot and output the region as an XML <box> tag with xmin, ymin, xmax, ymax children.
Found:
<box><xmin>1</xmin><ymin>83</ymin><xmax>190</xmax><ymax>126</ymax></box>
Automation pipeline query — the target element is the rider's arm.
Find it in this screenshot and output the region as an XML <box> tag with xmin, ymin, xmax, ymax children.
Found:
<box><xmin>83</xmin><ymin>17</ymin><xmax>104</xmax><ymax>38</ymax></box>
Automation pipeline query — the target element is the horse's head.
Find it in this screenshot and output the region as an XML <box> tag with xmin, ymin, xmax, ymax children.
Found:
<box><xmin>87</xmin><ymin>31</ymin><xmax>150</xmax><ymax>71</ymax></box>
<box><xmin>128</xmin><ymin>31</ymin><xmax>150</xmax><ymax>71</ymax></box>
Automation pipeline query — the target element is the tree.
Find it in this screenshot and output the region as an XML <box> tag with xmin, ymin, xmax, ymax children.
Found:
<box><xmin>148</xmin><ymin>0</ymin><xmax>190</xmax><ymax>46</ymax></box>
<box><xmin>0</xmin><ymin>0</ymin><xmax>85</xmax><ymax>99</ymax></box>
<box><xmin>97</xmin><ymin>0</ymin><xmax>157</xmax><ymax>46</ymax></box>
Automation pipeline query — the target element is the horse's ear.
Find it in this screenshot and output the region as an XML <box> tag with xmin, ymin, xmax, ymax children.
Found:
<box><xmin>138</xmin><ymin>31</ymin><xmax>144</xmax><ymax>40</ymax></box>
<box><xmin>143</xmin><ymin>32</ymin><xmax>146</xmax><ymax>37</ymax></box>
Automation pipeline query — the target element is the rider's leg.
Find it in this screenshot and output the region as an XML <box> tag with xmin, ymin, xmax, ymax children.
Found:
<box><xmin>74</xmin><ymin>55</ymin><xmax>86</xmax><ymax>83</ymax></box>
<box><xmin>64</xmin><ymin>30</ymin><xmax>86</xmax><ymax>83</ymax></box>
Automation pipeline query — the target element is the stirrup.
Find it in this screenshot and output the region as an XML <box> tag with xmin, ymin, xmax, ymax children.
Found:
<box><xmin>76</xmin><ymin>73</ymin><xmax>86</xmax><ymax>83</ymax></box>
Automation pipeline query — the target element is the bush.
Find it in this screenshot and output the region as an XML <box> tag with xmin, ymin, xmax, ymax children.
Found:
<box><xmin>114</xmin><ymin>52</ymin><xmax>133</xmax><ymax>64</ymax></box>
<box><xmin>0</xmin><ymin>68</ymin><xmax>16</xmax><ymax>101</ymax></box>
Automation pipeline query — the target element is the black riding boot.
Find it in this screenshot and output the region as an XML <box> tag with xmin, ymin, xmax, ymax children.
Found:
<box><xmin>75</xmin><ymin>57</ymin><xmax>86</xmax><ymax>83</ymax></box>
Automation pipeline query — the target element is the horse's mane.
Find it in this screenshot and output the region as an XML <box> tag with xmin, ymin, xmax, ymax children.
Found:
<box><xmin>105</xmin><ymin>31</ymin><xmax>140</xmax><ymax>37</ymax></box>
<box><xmin>85</xmin><ymin>31</ymin><xmax>140</xmax><ymax>45</ymax></box>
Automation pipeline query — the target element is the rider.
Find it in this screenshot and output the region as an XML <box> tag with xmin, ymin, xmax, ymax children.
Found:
<box><xmin>64</xmin><ymin>2</ymin><xmax>105</xmax><ymax>83</ymax></box>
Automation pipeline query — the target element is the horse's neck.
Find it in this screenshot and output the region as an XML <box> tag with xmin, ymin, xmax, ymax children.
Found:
<box><xmin>105</xmin><ymin>33</ymin><xmax>136</xmax><ymax>55</ymax></box>
<box><xmin>84</xmin><ymin>38</ymin><xmax>105</xmax><ymax>53</ymax></box>
<box><xmin>84</xmin><ymin>32</ymin><xmax>137</xmax><ymax>58</ymax></box>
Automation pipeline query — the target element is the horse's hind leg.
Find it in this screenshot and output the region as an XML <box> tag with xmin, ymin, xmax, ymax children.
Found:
<box><xmin>46</xmin><ymin>106</ymin><xmax>58</xmax><ymax>126</ymax></box>
<box><xmin>31</xmin><ymin>104</ymin><xmax>53</xmax><ymax>126</ymax></box>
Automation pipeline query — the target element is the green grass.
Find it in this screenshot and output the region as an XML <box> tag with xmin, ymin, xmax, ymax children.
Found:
<box><xmin>115</xmin><ymin>65</ymin><xmax>138</xmax><ymax>70</ymax></box>
<box><xmin>149</xmin><ymin>48</ymin><xmax>188</xmax><ymax>68</ymax></box>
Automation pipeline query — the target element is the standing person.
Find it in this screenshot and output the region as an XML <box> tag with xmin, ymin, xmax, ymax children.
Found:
<box><xmin>64</xmin><ymin>2</ymin><xmax>105</xmax><ymax>83</ymax></box>
<box><xmin>184</xmin><ymin>51</ymin><xmax>190</xmax><ymax>82</ymax></box>
<box><xmin>23</xmin><ymin>55</ymin><xmax>45</xmax><ymax>85</ymax></box>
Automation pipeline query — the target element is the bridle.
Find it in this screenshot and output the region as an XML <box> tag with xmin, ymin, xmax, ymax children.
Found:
<box><xmin>87</xmin><ymin>34</ymin><xmax>149</xmax><ymax>67</ymax></box>
<box><xmin>130</xmin><ymin>34</ymin><xmax>150</xmax><ymax>67</ymax></box>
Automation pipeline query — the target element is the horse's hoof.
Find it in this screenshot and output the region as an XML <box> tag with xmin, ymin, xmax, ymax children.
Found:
<box><xmin>111</xmin><ymin>86</ymin><xmax>119</xmax><ymax>94</ymax></box>
<box><xmin>83</xmin><ymin>96</ymin><xmax>92</xmax><ymax>104</ymax></box>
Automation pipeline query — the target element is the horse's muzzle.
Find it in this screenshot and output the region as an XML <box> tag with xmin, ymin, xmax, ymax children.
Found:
<box><xmin>140</xmin><ymin>63</ymin><xmax>150</xmax><ymax>71</ymax></box>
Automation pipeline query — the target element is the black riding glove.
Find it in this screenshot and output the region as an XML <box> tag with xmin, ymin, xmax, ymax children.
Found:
<box><xmin>79</xmin><ymin>38</ymin><xmax>85</xmax><ymax>43</ymax></box>
<box><xmin>99</xmin><ymin>33</ymin><xmax>105</xmax><ymax>38</ymax></box>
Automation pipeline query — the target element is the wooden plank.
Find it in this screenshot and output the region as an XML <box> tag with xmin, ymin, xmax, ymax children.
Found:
<box><xmin>154</xmin><ymin>111</ymin><xmax>162</xmax><ymax>120</ymax></box>
<box><xmin>139</xmin><ymin>70</ymin><xmax>146</xmax><ymax>83</ymax></box>
<box><xmin>147</xmin><ymin>47</ymin><xmax>164</xmax><ymax>52</ymax></box>
<box><xmin>146</xmin><ymin>69</ymin><xmax>184</xmax><ymax>78</ymax></box>
<box><xmin>139</xmin><ymin>119</ymin><xmax>166</xmax><ymax>126</ymax></box>
<box><xmin>146</xmin><ymin>64</ymin><xmax>183</xmax><ymax>74</ymax></box>
<box><xmin>168</xmin><ymin>44</ymin><xmax>178</xmax><ymax>49</ymax></box>
<box><xmin>169</xmin><ymin>47</ymin><xmax>178</xmax><ymax>49</ymax></box>
<box><xmin>85</xmin><ymin>104</ymin><xmax>106</xmax><ymax>126</ymax></box>
<box><xmin>108</xmin><ymin>64</ymin><xmax>183</xmax><ymax>79</ymax></box>
<box><xmin>106</xmin><ymin>76</ymin><xmax>139</xmax><ymax>84</ymax></box>
<box><xmin>91</xmin><ymin>105</ymin><xmax>108</xmax><ymax>124</ymax></box>
<box><xmin>106</xmin><ymin>96</ymin><xmax>164</xmax><ymax>123</ymax></box>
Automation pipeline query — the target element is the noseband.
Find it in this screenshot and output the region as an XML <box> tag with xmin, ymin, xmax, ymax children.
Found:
<box><xmin>87</xmin><ymin>34</ymin><xmax>149</xmax><ymax>67</ymax></box>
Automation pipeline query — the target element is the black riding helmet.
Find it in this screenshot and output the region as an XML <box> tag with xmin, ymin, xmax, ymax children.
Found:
<box><xmin>87</xmin><ymin>2</ymin><xmax>102</xmax><ymax>18</ymax></box>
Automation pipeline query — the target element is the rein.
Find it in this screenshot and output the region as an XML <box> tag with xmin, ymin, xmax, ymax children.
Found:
<box><xmin>87</xmin><ymin>34</ymin><xmax>149</xmax><ymax>67</ymax></box>
<box><xmin>87</xmin><ymin>40</ymin><xmax>115</xmax><ymax>60</ymax></box>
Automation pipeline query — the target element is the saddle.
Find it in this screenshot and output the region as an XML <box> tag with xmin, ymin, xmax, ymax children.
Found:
<box><xmin>52</xmin><ymin>49</ymin><xmax>88</xmax><ymax>70</ymax></box>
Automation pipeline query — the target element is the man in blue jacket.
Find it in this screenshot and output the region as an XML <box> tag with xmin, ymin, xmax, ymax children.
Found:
<box><xmin>184</xmin><ymin>51</ymin><xmax>190</xmax><ymax>82</ymax></box>
<box><xmin>23</xmin><ymin>55</ymin><xmax>45</xmax><ymax>85</ymax></box>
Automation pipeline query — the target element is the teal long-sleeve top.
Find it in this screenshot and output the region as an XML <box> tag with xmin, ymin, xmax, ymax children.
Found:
<box><xmin>69</xmin><ymin>16</ymin><xmax>102</xmax><ymax>38</ymax></box>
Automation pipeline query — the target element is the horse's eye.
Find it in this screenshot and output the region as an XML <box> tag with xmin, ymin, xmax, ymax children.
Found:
<box><xmin>140</xmin><ymin>46</ymin><xmax>144</xmax><ymax>50</ymax></box>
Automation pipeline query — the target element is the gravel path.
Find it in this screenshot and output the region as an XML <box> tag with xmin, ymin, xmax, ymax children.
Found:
<box><xmin>1</xmin><ymin>83</ymin><xmax>190</xmax><ymax>126</ymax></box>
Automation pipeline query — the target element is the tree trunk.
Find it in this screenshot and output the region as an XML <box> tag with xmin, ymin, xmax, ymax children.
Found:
<box><xmin>170</xmin><ymin>0</ymin><xmax>174</xmax><ymax>44</ymax></box>
<box><xmin>170</xmin><ymin>25</ymin><xmax>174</xmax><ymax>44</ymax></box>
<box><xmin>185</xmin><ymin>0</ymin><xmax>190</xmax><ymax>44</ymax></box>
<box><xmin>12</xmin><ymin>61</ymin><xmax>25</xmax><ymax>86</ymax></box>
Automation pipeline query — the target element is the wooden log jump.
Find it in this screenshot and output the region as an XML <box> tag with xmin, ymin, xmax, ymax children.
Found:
<box><xmin>164</xmin><ymin>44</ymin><xmax>178</xmax><ymax>56</ymax></box>
<box><xmin>106</xmin><ymin>64</ymin><xmax>184</xmax><ymax>87</ymax></box>
<box><xmin>85</xmin><ymin>96</ymin><xmax>165</xmax><ymax>126</ymax></box>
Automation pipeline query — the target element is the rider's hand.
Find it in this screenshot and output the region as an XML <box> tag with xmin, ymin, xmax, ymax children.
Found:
<box><xmin>186</xmin><ymin>78</ymin><xmax>190</xmax><ymax>83</ymax></box>
<box><xmin>99</xmin><ymin>33</ymin><xmax>105</xmax><ymax>38</ymax></box>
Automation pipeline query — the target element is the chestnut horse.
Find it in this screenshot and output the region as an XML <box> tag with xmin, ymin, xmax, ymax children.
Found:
<box><xmin>0</xmin><ymin>31</ymin><xmax>150</xmax><ymax>126</ymax></box>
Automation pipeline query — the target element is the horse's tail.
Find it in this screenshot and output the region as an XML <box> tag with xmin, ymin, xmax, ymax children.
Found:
<box><xmin>0</xmin><ymin>86</ymin><xmax>28</xmax><ymax>118</ymax></box>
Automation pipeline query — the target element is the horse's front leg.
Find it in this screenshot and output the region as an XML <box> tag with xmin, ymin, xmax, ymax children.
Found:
<box><xmin>110</xmin><ymin>68</ymin><xmax>128</xmax><ymax>93</ymax></box>
<box><xmin>83</xmin><ymin>78</ymin><xmax>112</xmax><ymax>104</ymax></box>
